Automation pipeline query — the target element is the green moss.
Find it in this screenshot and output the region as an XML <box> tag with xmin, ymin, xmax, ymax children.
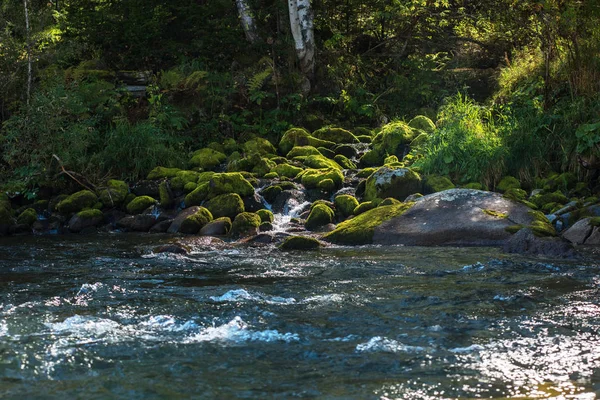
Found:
<box><xmin>354</xmin><ymin>201</ymin><xmax>377</xmax><ymax>216</ymax></box>
<box><xmin>250</xmin><ymin>157</ymin><xmax>276</xmax><ymax>177</ymax></box>
<box><xmin>384</xmin><ymin>155</ymin><xmax>399</xmax><ymax>165</ymax></box>
<box><xmin>354</xmin><ymin>127</ymin><xmax>375</xmax><ymax>137</ymax></box>
<box><xmin>557</xmin><ymin>172</ymin><xmax>577</xmax><ymax>191</ymax></box>
<box><xmin>189</xmin><ymin>148</ymin><xmax>227</xmax><ymax>170</ymax></box>
<box><xmin>207</xmin><ymin>141</ymin><xmax>225</xmax><ymax>154</ymax></box>
<box><xmin>230</xmin><ymin>212</ymin><xmax>261</xmax><ymax>237</ymax></box>
<box><xmin>372</xmin><ymin>121</ymin><xmax>415</xmax><ymax>158</ymax></box>
<box><xmin>359</xmin><ymin>149</ymin><xmax>384</xmax><ymax>167</ymax></box>
<box><xmin>300</xmin><ymin>168</ymin><xmax>344</xmax><ymax>190</ymax></box>
<box><xmin>503</xmin><ymin>188</ymin><xmax>527</xmax><ymax>202</ymax></box>
<box><xmin>98</xmin><ymin>180</ymin><xmax>129</xmax><ymax>206</ymax></box>
<box><xmin>379</xmin><ymin>198</ymin><xmax>401</xmax><ymax>206</ymax></box>
<box><xmin>279</xmin><ymin>236</ymin><xmax>321</xmax><ymax>251</ymax></box>
<box><xmin>270</xmin><ymin>163</ymin><xmax>301</xmax><ymax>179</ymax></box>
<box><xmin>223</xmin><ymin>138</ymin><xmax>238</xmax><ymax>155</ymax></box>
<box><xmin>357</xmin><ymin>168</ymin><xmax>376</xmax><ymax>178</ymax></box>
<box><xmin>323</xmin><ymin>202</ymin><xmax>414</xmax><ymax>245</ymax></box>
<box><xmin>287</xmin><ymin>146</ymin><xmax>321</xmax><ymax>158</ymax></box>
<box><xmin>528</xmin><ymin>210</ymin><xmax>550</xmax><ymax>224</ymax></box>
<box><xmin>408</xmin><ymin>115</ymin><xmax>436</xmax><ymax>133</ymax></box>
<box><xmin>184</xmin><ymin>182</ymin><xmax>198</xmax><ymax>193</ymax></box>
<box><xmin>463</xmin><ymin>182</ymin><xmax>484</xmax><ymax>190</ymax></box>
<box><xmin>205</xmin><ymin>193</ymin><xmax>245</xmax><ymax>219</ymax></box>
<box><xmin>333</xmin><ymin>154</ymin><xmax>356</xmax><ymax>169</ymax></box>
<box><xmin>264</xmin><ymin>172</ymin><xmax>279</xmax><ymax>179</ymax></box>
<box><xmin>184</xmin><ymin>182</ymin><xmax>209</xmax><ymax>207</ymax></box>
<box><xmin>312</xmin><ymin>127</ymin><xmax>359</xmax><ymax>144</ymax></box>
<box><xmin>305</xmin><ymin>203</ymin><xmax>335</xmax><ymax>231</ymax></box>
<box><xmin>171</xmin><ymin>170</ymin><xmax>201</xmax><ymax>191</ymax></box>
<box><xmin>529</xmin><ymin>220</ymin><xmax>557</xmax><ymax>237</ymax></box>
<box><xmin>57</xmin><ymin>190</ymin><xmax>98</xmax><ymax>215</ymax></box>
<box><xmin>256</xmin><ymin>209</ymin><xmax>274</xmax><ymax>223</ymax></box>
<box><xmin>197</xmin><ymin>171</ymin><xmax>216</xmax><ymax>185</ymax></box>
<box><xmin>302</xmin><ymin>154</ymin><xmax>343</xmax><ymax>171</ymax></box>
<box><xmin>542</xmin><ymin>202</ymin><xmax>559</xmax><ymax>213</ymax></box>
<box><xmin>317</xmin><ymin>178</ymin><xmax>336</xmax><ymax>193</ymax></box>
<box><xmin>208</xmin><ymin>173</ymin><xmax>255</xmax><ymax>199</ymax></box>
<box><xmin>334</xmin><ymin>195</ymin><xmax>359</xmax><ymax>218</ymax></box>
<box><xmin>497</xmin><ymin>176</ymin><xmax>521</xmax><ymax>192</ymax></box>
<box><xmin>180</xmin><ymin>207</ymin><xmax>213</xmax><ymax>234</ymax></box>
<box><xmin>505</xmin><ymin>224</ymin><xmax>524</xmax><ymax>234</ymax></box>
<box><xmin>242</xmin><ymin>137</ymin><xmax>277</xmax><ymax>156</ymax></box>
<box><xmin>77</xmin><ymin>208</ymin><xmax>103</xmax><ymax>219</ymax></box>
<box><xmin>483</xmin><ymin>209</ymin><xmax>508</xmax><ymax>218</ymax></box>
<box><xmin>590</xmin><ymin>217</ymin><xmax>600</xmax><ymax>227</ymax></box>
<box><xmin>126</xmin><ymin>196</ymin><xmax>157</xmax><ymax>214</ymax></box>
<box><xmin>279</xmin><ymin>127</ymin><xmax>335</xmax><ymax>155</ymax></box>
<box><xmin>212</xmin><ymin>217</ymin><xmax>233</xmax><ymax>234</ymax></box>
<box><xmin>530</xmin><ymin>190</ymin><xmax>569</xmax><ymax>208</ymax></box>
<box><xmin>159</xmin><ymin>181</ymin><xmax>173</xmax><ymax>208</ymax></box>
<box><xmin>147</xmin><ymin>166</ymin><xmax>181</xmax><ymax>180</ymax></box>
<box><xmin>423</xmin><ymin>175</ymin><xmax>455</xmax><ymax>194</ymax></box>
<box><xmin>261</xmin><ymin>185</ymin><xmax>282</xmax><ymax>203</ymax></box>
<box><xmin>17</xmin><ymin>208</ymin><xmax>37</xmax><ymax>226</ymax></box>
<box><xmin>364</xmin><ymin>167</ymin><xmax>422</xmax><ymax>201</ymax></box>
<box><xmin>519</xmin><ymin>200</ymin><xmax>538</xmax><ymax>209</ymax></box>
<box><xmin>357</xmin><ymin>135</ymin><xmax>373</xmax><ymax>143</ymax></box>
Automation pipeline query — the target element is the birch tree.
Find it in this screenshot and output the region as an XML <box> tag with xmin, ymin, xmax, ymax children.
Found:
<box><xmin>236</xmin><ymin>0</ymin><xmax>260</xmax><ymax>44</ymax></box>
<box><xmin>288</xmin><ymin>0</ymin><xmax>315</xmax><ymax>81</ymax></box>
<box><xmin>23</xmin><ymin>0</ymin><xmax>32</xmax><ymax>105</ymax></box>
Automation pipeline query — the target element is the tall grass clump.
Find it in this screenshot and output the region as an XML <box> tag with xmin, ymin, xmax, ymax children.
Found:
<box><xmin>414</xmin><ymin>94</ymin><xmax>505</xmax><ymax>186</ymax></box>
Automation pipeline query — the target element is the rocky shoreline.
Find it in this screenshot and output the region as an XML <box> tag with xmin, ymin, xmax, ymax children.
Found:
<box><xmin>1</xmin><ymin>121</ymin><xmax>599</xmax><ymax>257</ymax></box>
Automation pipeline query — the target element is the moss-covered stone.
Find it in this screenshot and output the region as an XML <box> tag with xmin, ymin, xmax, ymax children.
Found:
<box><xmin>197</xmin><ymin>171</ymin><xmax>216</xmax><ymax>185</ymax></box>
<box><xmin>530</xmin><ymin>190</ymin><xmax>569</xmax><ymax>209</ymax></box>
<box><xmin>98</xmin><ymin>179</ymin><xmax>129</xmax><ymax>207</ymax></box>
<box><xmin>264</xmin><ymin>172</ymin><xmax>279</xmax><ymax>179</ymax></box>
<box><xmin>359</xmin><ymin>149</ymin><xmax>384</xmax><ymax>167</ymax></box>
<box><xmin>242</xmin><ymin>137</ymin><xmax>277</xmax><ymax>156</ymax></box>
<box><xmin>333</xmin><ymin>154</ymin><xmax>357</xmax><ymax>169</ymax></box>
<box><xmin>364</xmin><ymin>167</ymin><xmax>422</xmax><ymax>201</ymax></box>
<box><xmin>230</xmin><ymin>212</ymin><xmax>261</xmax><ymax>237</ymax></box>
<box><xmin>353</xmin><ymin>201</ymin><xmax>377</xmax><ymax>216</ymax></box>
<box><xmin>147</xmin><ymin>167</ymin><xmax>181</xmax><ymax>180</ymax></box>
<box><xmin>271</xmin><ymin>163</ymin><xmax>303</xmax><ymax>179</ymax></box>
<box><xmin>529</xmin><ymin>220</ymin><xmax>557</xmax><ymax>237</ymax></box>
<box><xmin>0</xmin><ymin>204</ymin><xmax>15</xmax><ymax>228</ymax></box>
<box><xmin>68</xmin><ymin>209</ymin><xmax>104</xmax><ymax>232</ymax></box>
<box><xmin>302</xmin><ymin>154</ymin><xmax>343</xmax><ymax>171</ymax></box>
<box><xmin>371</xmin><ymin>121</ymin><xmax>416</xmax><ymax>158</ymax></box>
<box><xmin>384</xmin><ymin>155</ymin><xmax>399</xmax><ymax>164</ymax></box>
<box><xmin>207</xmin><ymin>141</ymin><xmax>225</xmax><ymax>154</ymax></box>
<box><xmin>17</xmin><ymin>208</ymin><xmax>37</xmax><ymax>226</ymax></box>
<box><xmin>208</xmin><ymin>173</ymin><xmax>255</xmax><ymax>199</ymax></box>
<box><xmin>126</xmin><ymin>195</ymin><xmax>157</xmax><ymax>214</ymax></box>
<box><xmin>279</xmin><ymin>127</ymin><xmax>335</xmax><ymax>155</ymax></box>
<box><xmin>171</xmin><ymin>170</ymin><xmax>201</xmax><ymax>191</ymax></box>
<box><xmin>205</xmin><ymin>193</ymin><xmax>245</xmax><ymax>219</ymax></box>
<box><xmin>287</xmin><ymin>146</ymin><xmax>322</xmax><ymax>158</ymax></box>
<box><xmin>180</xmin><ymin>207</ymin><xmax>213</xmax><ymax>234</ymax></box>
<box><xmin>463</xmin><ymin>182</ymin><xmax>484</xmax><ymax>190</ymax></box>
<box><xmin>199</xmin><ymin>216</ymin><xmax>232</xmax><ymax>236</ymax></box>
<box><xmin>505</xmin><ymin>224</ymin><xmax>524</xmax><ymax>234</ymax></box>
<box><xmin>300</xmin><ymin>168</ymin><xmax>344</xmax><ymax>190</ymax></box>
<box><xmin>316</xmin><ymin>178</ymin><xmax>335</xmax><ymax>193</ymax></box>
<box><xmin>57</xmin><ymin>190</ymin><xmax>99</xmax><ymax>215</ymax></box>
<box><xmin>503</xmin><ymin>188</ymin><xmax>527</xmax><ymax>202</ymax></box>
<box><xmin>159</xmin><ymin>181</ymin><xmax>174</xmax><ymax>208</ymax></box>
<box><xmin>423</xmin><ymin>175</ymin><xmax>455</xmax><ymax>194</ymax></box>
<box><xmin>261</xmin><ymin>185</ymin><xmax>282</xmax><ymax>204</ymax></box>
<box><xmin>184</xmin><ymin>182</ymin><xmax>209</xmax><ymax>207</ymax></box>
<box><xmin>334</xmin><ymin>144</ymin><xmax>358</xmax><ymax>159</ymax></box>
<box><xmin>379</xmin><ymin>197</ymin><xmax>401</xmax><ymax>206</ymax></box>
<box><xmin>223</xmin><ymin>138</ymin><xmax>238</xmax><ymax>155</ymax></box>
<box><xmin>334</xmin><ymin>195</ymin><xmax>359</xmax><ymax>218</ymax></box>
<box><xmin>323</xmin><ymin>202</ymin><xmax>414</xmax><ymax>245</ymax></box>
<box><xmin>305</xmin><ymin>203</ymin><xmax>334</xmax><ymax>231</ymax></box>
<box><xmin>408</xmin><ymin>115</ymin><xmax>436</xmax><ymax>133</ymax></box>
<box><xmin>357</xmin><ymin>168</ymin><xmax>377</xmax><ymax>178</ymax></box>
<box><xmin>354</xmin><ymin>127</ymin><xmax>374</xmax><ymax>137</ymax></box>
<box><xmin>189</xmin><ymin>148</ymin><xmax>227</xmax><ymax>170</ymax></box>
<box><xmin>279</xmin><ymin>181</ymin><xmax>297</xmax><ymax>190</ymax></box>
<box><xmin>528</xmin><ymin>209</ymin><xmax>550</xmax><ymax>224</ymax></box>
<box><xmin>557</xmin><ymin>172</ymin><xmax>578</xmax><ymax>191</ymax></box>
<box><xmin>357</xmin><ymin>135</ymin><xmax>373</xmax><ymax>143</ymax></box>
<box><xmin>497</xmin><ymin>176</ymin><xmax>521</xmax><ymax>192</ymax></box>
<box><xmin>312</xmin><ymin>127</ymin><xmax>359</xmax><ymax>144</ymax></box>
<box><xmin>590</xmin><ymin>217</ymin><xmax>600</xmax><ymax>227</ymax></box>
<box><xmin>184</xmin><ymin>182</ymin><xmax>198</xmax><ymax>193</ymax></box>
<box><xmin>279</xmin><ymin>236</ymin><xmax>321</xmax><ymax>251</ymax></box>
<box><xmin>256</xmin><ymin>209</ymin><xmax>274</xmax><ymax>223</ymax></box>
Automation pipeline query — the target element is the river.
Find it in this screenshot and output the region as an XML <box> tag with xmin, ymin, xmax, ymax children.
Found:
<box><xmin>1</xmin><ymin>233</ymin><xmax>599</xmax><ymax>399</ymax></box>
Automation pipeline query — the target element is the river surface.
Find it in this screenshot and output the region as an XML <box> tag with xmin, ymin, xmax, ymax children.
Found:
<box><xmin>1</xmin><ymin>233</ymin><xmax>599</xmax><ymax>399</ymax></box>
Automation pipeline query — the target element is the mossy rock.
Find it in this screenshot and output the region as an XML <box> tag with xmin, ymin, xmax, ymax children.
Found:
<box><xmin>208</xmin><ymin>173</ymin><xmax>255</xmax><ymax>199</ymax></box>
<box><xmin>69</xmin><ymin>209</ymin><xmax>104</xmax><ymax>232</ymax></box>
<box><xmin>252</xmin><ymin>157</ymin><xmax>277</xmax><ymax>177</ymax></box>
<box><xmin>423</xmin><ymin>175</ymin><xmax>455</xmax><ymax>194</ymax></box>
<box><xmin>354</xmin><ymin>127</ymin><xmax>375</xmax><ymax>137</ymax></box>
<box><xmin>230</xmin><ymin>212</ymin><xmax>261</xmax><ymax>237</ymax></box>
<box><xmin>359</xmin><ymin>149</ymin><xmax>385</xmax><ymax>167</ymax></box>
<box><xmin>57</xmin><ymin>190</ymin><xmax>99</xmax><ymax>215</ymax></box>
<box><xmin>272</xmin><ymin>163</ymin><xmax>303</xmax><ymax>179</ymax></box>
<box><xmin>557</xmin><ymin>172</ymin><xmax>577</xmax><ymax>191</ymax></box>
<box><xmin>279</xmin><ymin>181</ymin><xmax>297</xmax><ymax>190</ymax></box>
<box><xmin>497</xmin><ymin>176</ymin><xmax>521</xmax><ymax>193</ymax></box>
<box><xmin>189</xmin><ymin>148</ymin><xmax>227</xmax><ymax>170</ymax></box>
<box><xmin>98</xmin><ymin>180</ymin><xmax>129</xmax><ymax>207</ymax></box>
<box><xmin>199</xmin><ymin>217</ymin><xmax>232</xmax><ymax>236</ymax></box>
<box><xmin>126</xmin><ymin>195</ymin><xmax>157</xmax><ymax>214</ymax></box>
<box><xmin>589</xmin><ymin>217</ymin><xmax>600</xmax><ymax>227</ymax></box>
<box><xmin>279</xmin><ymin>236</ymin><xmax>321</xmax><ymax>251</ymax></box>
<box><xmin>334</xmin><ymin>144</ymin><xmax>358</xmax><ymax>159</ymax></box>
<box><xmin>503</xmin><ymin>188</ymin><xmax>527</xmax><ymax>202</ymax></box>
<box><xmin>264</xmin><ymin>172</ymin><xmax>279</xmax><ymax>179</ymax></box>
<box><xmin>334</xmin><ymin>195</ymin><xmax>359</xmax><ymax>218</ymax></box>
<box><xmin>364</xmin><ymin>167</ymin><xmax>422</xmax><ymax>202</ymax></box>
<box><xmin>279</xmin><ymin>127</ymin><xmax>335</xmax><ymax>155</ymax></box>
<box><xmin>530</xmin><ymin>190</ymin><xmax>569</xmax><ymax>209</ymax></box>
<box><xmin>317</xmin><ymin>178</ymin><xmax>336</xmax><ymax>193</ymax></box>
<box><xmin>197</xmin><ymin>171</ymin><xmax>216</xmax><ymax>185</ymax></box>
<box><xmin>223</xmin><ymin>138</ymin><xmax>238</xmax><ymax>155</ymax></box>
<box><xmin>305</xmin><ymin>203</ymin><xmax>334</xmax><ymax>231</ymax></box>
<box><xmin>371</xmin><ymin>121</ymin><xmax>416</xmax><ymax>158</ymax></box>
<box><xmin>204</xmin><ymin>193</ymin><xmax>245</xmax><ymax>219</ymax></box>
<box><xmin>0</xmin><ymin>205</ymin><xmax>15</xmax><ymax>227</ymax></box>
<box><xmin>207</xmin><ymin>141</ymin><xmax>225</xmax><ymax>154</ymax></box>
<box><xmin>463</xmin><ymin>182</ymin><xmax>484</xmax><ymax>190</ymax></box>
<box><xmin>357</xmin><ymin>168</ymin><xmax>377</xmax><ymax>178</ymax></box>
<box><xmin>242</xmin><ymin>137</ymin><xmax>277</xmax><ymax>156</ymax></box>
<box><xmin>180</xmin><ymin>207</ymin><xmax>213</xmax><ymax>234</ymax></box>
<box><xmin>384</xmin><ymin>155</ymin><xmax>399</xmax><ymax>164</ymax></box>
<box><xmin>261</xmin><ymin>185</ymin><xmax>282</xmax><ymax>204</ymax></box>
<box><xmin>302</xmin><ymin>154</ymin><xmax>343</xmax><ymax>171</ymax></box>
<box><xmin>528</xmin><ymin>210</ymin><xmax>550</xmax><ymax>224</ymax></box>
<box><xmin>287</xmin><ymin>146</ymin><xmax>321</xmax><ymax>158</ymax></box>
<box><xmin>312</xmin><ymin>127</ymin><xmax>359</xmax><ymax>144</ymax></box>
<box><xmin>334</xmin><ymin>154</ymin><xmax>357</xmax><ymax>169</ymax></box>
<box><xmin>353</xmin><ymin>201</ymin><xmax>377</xmax><ymax>216</ymax></box>
<box><xmin>379</xmin><ymin>198</ymin><xmax>401</xmax><ymax>206</ymax></box>
<box><xmin>542</xmin><ymin>202</ymin><xmax>559</xmax><ymax>213</ymax></box>
<box><xmin>300</xmin><ymin>168</ymin><xmax>344</xmax><ymax>190</ymax></box>
<box><xmin>17</xmin><ymin>208</ymin><xmax>37</xmax><ymax>226</ymax></box>
<box><xmin>185</xmin><ymin>182</ymin><xmax>210</xmax><ymax>207</ymax></box>
<box><xmin>171</xmin><ymin>171</ymin><xmax>201</xmax><ymax>191</ymax></box>
<box><xmin>529</xmin><ymin>220</ymin><xmax>557</xmax><ymax>237</ymax></box>
<box><xmin>505</xmin><ymin>224</ymin><xmax>524</xmax><ymax>234</ymax></box>
<box><xmin>184</xmin><ymin>182</ymin><xmax>198</xmax><ymax>193</ymax></box>
<box><xmin>408</xmin><ymin>115</ymin><xmax>436</xmax><ymax>133</ymax></box>
<box><xmin>323</xmin><ymin>202</ymin><xmax>414</xmax><ymax>245</ymax></box>
<box><xmin>159</xmin><ymin>181</ymin><xmax>174</xmax><ymax>208</ymax></box>
<box><xmin>147</xmin><ymin>167</ymin><xmax>181</xmax><ymax>180</ymax></box>
<box><xmin>256</xmin><ymin>209</ymin><xmax>274</xmax><ymax>223</ymax></box>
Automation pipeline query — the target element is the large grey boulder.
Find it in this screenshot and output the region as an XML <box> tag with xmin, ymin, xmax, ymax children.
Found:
<box><xmin>562</xmin><ymin>218</ymin><xmax>594</xmax><ymax>245</ymax></box>
<box><xmin>372</xmin><ymin>189</ymin><xmax>534</xmax><ymax>246</ymax></box>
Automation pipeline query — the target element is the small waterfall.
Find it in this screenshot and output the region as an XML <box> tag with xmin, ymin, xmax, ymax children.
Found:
<box><xmin>271</xmin><ymin>199</ymin><xmax>311</xmax><ymax>232</ymax></box>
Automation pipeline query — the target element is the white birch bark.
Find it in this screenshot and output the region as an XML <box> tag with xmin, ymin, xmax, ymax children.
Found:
<box><xmin>288</xmin><ymin>0</ymin><xmax>315</xmax><ymax>78</ymax></box>
<box><xmin>24</xmin><ymin>0</ymin><xmax>32</xmax><ymax>105</ymax></box>
<box><xmin>236</xmin><ymin>0</ymin><xmax>260</xmax><ymax>44</ymax></box>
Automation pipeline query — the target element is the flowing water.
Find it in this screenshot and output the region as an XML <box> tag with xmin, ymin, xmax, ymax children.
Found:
<box><xmin>1</xmin><ymin>233</ymin><xmax>600</xmax><ymax>399</ymax></box>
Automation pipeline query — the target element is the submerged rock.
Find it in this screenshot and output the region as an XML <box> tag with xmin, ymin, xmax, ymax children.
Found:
<box><xmin>371</xmin><ymin>189</ymin><xmax>535</xmax><ymax>246</ymax></box>
<box><xmin>503</xmin><ymin>228</ymin><xmax>575</xmax><ymax>257</ymax></box>
<box><xmin>279</xmin><ymin>235</ymin><xmax>322</xmax><ymax>250</ymax></box>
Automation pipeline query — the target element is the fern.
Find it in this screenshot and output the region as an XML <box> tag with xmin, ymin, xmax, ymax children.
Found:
<box><xmin>184</xmin><ymin>70</ymin><xmax>209</xmax><ymax>92</ymax></box>
<box><xmin>248</xmin><ymin>69</ymin><xmax>271</xmax><ymax>93</ymax></box>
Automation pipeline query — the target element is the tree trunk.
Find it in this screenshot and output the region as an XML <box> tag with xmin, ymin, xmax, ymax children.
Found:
<box><xmin>288</xmin><ymin>0</ymin><xmax>315</xmax><ymax>82</ymax></box>
<box><xmin>23</xmin><ymin>0</ymin><xmax>32</xmax><ymax>106</ymax></box>
<box><xmin>236</xmin><ymin>0</ymin><xmax>260</xmax><ymax>44</ymax></box>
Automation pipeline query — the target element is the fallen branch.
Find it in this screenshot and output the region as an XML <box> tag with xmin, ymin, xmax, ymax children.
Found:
<box><xmin>52</xmin><ymin>154</ymin><xmax>96</xmax><ymax>192</ymax></box>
